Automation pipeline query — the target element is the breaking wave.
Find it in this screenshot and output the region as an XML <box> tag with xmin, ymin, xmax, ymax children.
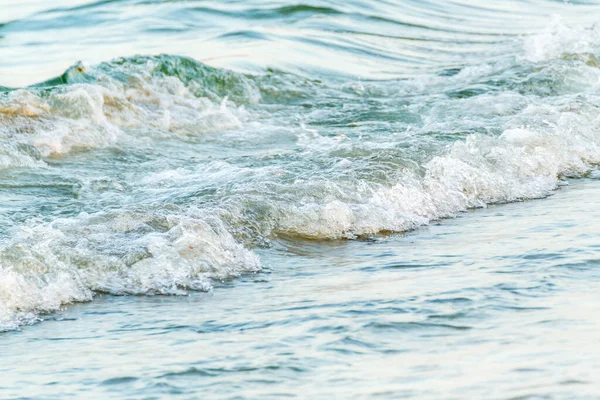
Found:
<box><xmin>3</xmin><ymin>19</ymin><xmax>600</xmax><ymax>330</ymax></box>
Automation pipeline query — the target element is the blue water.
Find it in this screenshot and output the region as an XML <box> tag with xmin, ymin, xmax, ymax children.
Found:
<box><xmin>1</xmin><ymin>0</ymin><xmax>600</xmax><ymax>398</ymax></box>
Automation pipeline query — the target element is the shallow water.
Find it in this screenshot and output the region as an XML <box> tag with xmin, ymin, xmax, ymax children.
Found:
<box><xmin>3</xmin><ymin>180</ymin><xmax>600</xmax><ymax>399</ymax></box>
<box><xmin>1</xmin><ymin>0</ymin><xmax>600</xmax><ymax>398</ymax></box>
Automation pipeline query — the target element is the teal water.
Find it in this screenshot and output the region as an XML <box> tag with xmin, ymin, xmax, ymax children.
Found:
<box><xmin>1</xmin><ymin>0</ymin><xmax>600</xmax><ymax>398</ymax></box>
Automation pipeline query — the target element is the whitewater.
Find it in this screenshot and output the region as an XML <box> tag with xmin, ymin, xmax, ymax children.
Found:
<box><xmin>1</xmin><ymin>1</ymin><xmax>600</xmax><ymax>398</ymax></box>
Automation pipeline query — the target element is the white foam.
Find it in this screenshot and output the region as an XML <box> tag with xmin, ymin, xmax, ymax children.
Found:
<box><xmin>4</xmin><ymin>24</ymin><xmax>600</xmax><ymax>329</ymax></box>
<box><xmin>0</xmin><ymin>210</ymin><xmax>260</xmax><ymax>331</ymax></box>
<box><xmin>524</xmin><ymin>19</ymin><xmax>600</xmax><ymax>63</ymax></box>
<box><xmin>272</xmin><ymin>124</ymin><xmax>593</xmax><ymax>240</ymax></box>
<box><xmin>0</xmin><ymin>61</ymin><xmax>254</xmax><ymax>170</ymax></box>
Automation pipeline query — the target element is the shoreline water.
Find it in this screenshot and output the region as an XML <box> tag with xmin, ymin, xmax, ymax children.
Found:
<box><xmin>2</xmin><ymin>1</ymin><xmax>600</xmax><ymax>398</ymax></box>
<box><xmin>2</xmin><ymin>178</ymin><xmax>599</xmax><ymax>398</ymax></box>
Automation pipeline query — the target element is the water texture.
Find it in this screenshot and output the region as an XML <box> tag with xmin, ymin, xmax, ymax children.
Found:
<box><xmin>1</xmin><ymin>0</ymin><xmax>600</xmax><ymax>398</ymax></box>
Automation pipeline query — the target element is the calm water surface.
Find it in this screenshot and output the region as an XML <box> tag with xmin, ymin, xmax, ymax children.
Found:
<box><xmin>1</xmin><ymin>0</ymin><xmax>600</xmax><ymax>398</ymax></box>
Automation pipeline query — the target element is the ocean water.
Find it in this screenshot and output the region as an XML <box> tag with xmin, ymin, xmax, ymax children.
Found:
<box><xmin>1</xmin><ymin>0</ymin><xmax>600</xmax><ymax>398</ymax></box>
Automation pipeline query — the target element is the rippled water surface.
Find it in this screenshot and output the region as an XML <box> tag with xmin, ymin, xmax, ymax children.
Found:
<box><xmin>1</xmin><ymin>0</ymin><xmax>600</xmax><ymax>398</ymax></box>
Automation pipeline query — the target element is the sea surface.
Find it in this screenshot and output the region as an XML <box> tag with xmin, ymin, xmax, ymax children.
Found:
<box><xmin>1</xmin><ymin>0</ymin><xmax>600</xmax><ymax>398</ymax></box>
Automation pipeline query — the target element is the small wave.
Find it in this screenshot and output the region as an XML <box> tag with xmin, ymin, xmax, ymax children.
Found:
<box><xmin>0</xmin><ymin>55</ymin><xmax>260</xmax><ymax>167</ymax></box>
<box><xmin>0</xmin><ymin>209</ymin><xmax>260</xmax><ymax>331</ymax></box>
<box><xmin>524</xmin><ymin>20</ymin><xmax>600</xmax><ymax>63</ymax></box>
<box><xmin>3</xmin><ymin>15</ymin><xmax>600</xmax><ymax>331</ymax></box>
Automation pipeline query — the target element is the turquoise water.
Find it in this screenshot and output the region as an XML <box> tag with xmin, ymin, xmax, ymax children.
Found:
<box><xmin>1</xmin><ymin>0</ymin><xmax>600</xmax><ymax>398</ymax></box>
